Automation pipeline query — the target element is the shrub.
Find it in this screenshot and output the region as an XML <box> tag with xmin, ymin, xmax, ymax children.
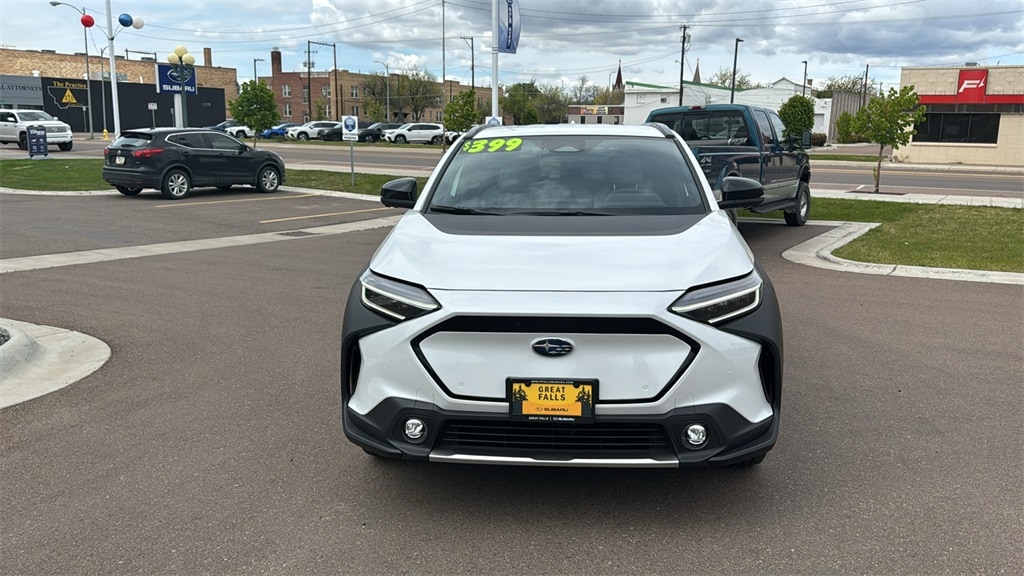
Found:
<box><xmin>811</xmin><ymin>133</ymin><xmax>827</xmax><ymax>147</ymax></box>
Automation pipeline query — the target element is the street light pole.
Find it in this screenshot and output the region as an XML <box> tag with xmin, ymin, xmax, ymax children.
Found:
<box><xmin>104</xmin><ymin>0</ymin><xmax>144</xmax><ymax>137</ymax></box>
<box><xmin>801</xmin><ymin>60</ymin><xmax>808</xmax><ymax>97</ymax></box>
<box><xmin>730</xmin><ymin>38</ymin><xmax>743</xmax><ymax>104</ymax></box>
<box><xmin>167</xmin><ymin>45</ymin><xmax>195</xmax><ymax>128</ymax></box>
<box><xmin>253</xmin><ymin>58</ymin><xmax>265</xmax><ymax>84</ymax></box>
<box><xmin>375</xmin><ymin>60</ymin><xmax>390</xmax><ymax>121</ymax></box>
<box><xmin>49</xmin><ymin>1</ymin><xmax>94</xmax><ymax>139</ymax></box>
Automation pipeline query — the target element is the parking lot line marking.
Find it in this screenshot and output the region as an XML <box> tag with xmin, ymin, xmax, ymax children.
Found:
<box><xmin>0</xmin><ymin>216</ymin><xmax>403</xmax><ymax>274</ymax></box>
<box><xmin>155</xmin><ymin>193</ymin><xmax>318</xmax><ymax>208</ymax></box>
<box><xmin>260</xmin><ymin>207</ymin><xmax>390</xmax><ymax>224</ymax></box>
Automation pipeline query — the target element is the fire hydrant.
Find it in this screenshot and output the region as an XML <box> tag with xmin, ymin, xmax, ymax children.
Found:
<box><xmin>103</xmin><ymin>129</ymin><xmax>109</xmax><ymax>141</ymax></box>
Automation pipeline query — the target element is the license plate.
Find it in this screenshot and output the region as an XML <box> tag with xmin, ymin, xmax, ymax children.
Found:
<box><xmin>115</xmin><ymin>156</ymin><xmax>125</xmax><ymax>165</ymax></box>
<box><xmin>508</xmin><ymin>378</ymin><xmax>596</xmax><ymax>422</ymax></box>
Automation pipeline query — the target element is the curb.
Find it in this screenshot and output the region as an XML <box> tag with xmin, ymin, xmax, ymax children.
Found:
<box><xmin>0</xmin><ymin>318</ymin><xmax>111</xmax><ymax>409</ymax></box>
<box><xmin>777</xmin><ymin>220</ymin><xmax>1024</xmax><ymax>285</ymax></box>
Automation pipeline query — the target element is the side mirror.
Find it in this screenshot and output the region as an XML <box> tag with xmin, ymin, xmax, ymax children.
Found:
<box><xmin>717</xmin><ymin>176</ymin><xmax>764</xmax><ymax>211</ymax></box>
<box><xmin>801</xmin><ymin>130</ymin><xmax>812</xmax><ymax>148</ymax></box>
<box><xmin>381</xmin><ymin>177</ymin><xmax>418</xmax><ymax>209</ymax></box>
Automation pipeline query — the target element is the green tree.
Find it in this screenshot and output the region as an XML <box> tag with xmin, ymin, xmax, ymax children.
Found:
<box><xmin>706</xmin><ymin>67</ymin><xmax>758</xmax><ymax>90</ymax></box>
<box><xmin>594</xmin><ymin>86</ymin><xmax>624</xmax><ymax>106</ymax></box>
<box><xmin>443</xmin><ymin>90</ymin><xmax>479</xmax><ymax>132</ymax></box>
<box><xmin>852</xmin><ymin>85</ymin><xmax>927</xmax><ymax>192</ymax></box>
<box><xmin>360</xmin><ymin>73</ymin><xmax>391</xmax><ymax>120</ymax></box>
<box><xmin>835</xmin><ymin>111</ymin><xmax>862</xmax><ymax>144</ymax></box>
<box><xmin>313</xmin><ymin>98</ymin><xmax>329</xmax><ymax>121</ymax></box>
<box><xmin>816</xmin><ymin>74</ymin><xmax>876</xmax><ymax>99</ymax></box>
<box><xmin>402</xmin><ymin>66</ymin><xmax>443</xmax><ymax>121</ymax></box>
<box><xmin>778</xmin><ymin>95</ymin><xmax>815</xmax><ymax>139</ymax></box>
<box><xmin>534</xmin><ymin>83</ymin><xmax>568</xmax><ymax>124</ymax></box>
<box><xmin>569</xmin><ymin>75</ymin><xmax>598</xmax><ymax>104</ymax></box>
<box><xmin>364</xmin><ymin>98</ymin><xmax>386</xmax><ymax>123</ymax></box>
<box><xmin>501</xmin><ymin>81</ymin><xmax>540</xmax><ymax>125</ymax></box>
<box><xmin>228</xmin><ymin>80</ymin><xmax>280</xmax><ymax>145</ymax></box>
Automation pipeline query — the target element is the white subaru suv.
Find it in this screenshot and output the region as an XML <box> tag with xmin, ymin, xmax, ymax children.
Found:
<box><xmin>0</xmin><ymin>109</ymin><xmax>74</xmax><ymax>151</ymax></box>
<box><xmin>341</xmin><ymin>123</ymin><xmax>782</xmax><ymax>468</ymax></box>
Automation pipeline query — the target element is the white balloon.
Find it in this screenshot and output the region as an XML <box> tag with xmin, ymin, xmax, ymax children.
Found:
<box><xmin>132</xmin><ymin>17</ymin><xmax>144</xmax><ymax>29</ymax></box>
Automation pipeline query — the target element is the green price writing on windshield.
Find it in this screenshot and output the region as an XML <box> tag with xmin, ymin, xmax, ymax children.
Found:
<box><xmin>462</xmin><ymin>137</ymin><xmax>523</xmax><ymax>154</ymax></box>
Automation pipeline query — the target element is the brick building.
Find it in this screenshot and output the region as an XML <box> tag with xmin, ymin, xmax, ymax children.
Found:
<box><xmin>263</xmin><ymin>49</ymin><xmax>493</xmax><ymax>126</ymax></box>
<box><xmin>0</xmin><ymin>47</ymin><xmax>238</xmax><ymax>116</ymax></box>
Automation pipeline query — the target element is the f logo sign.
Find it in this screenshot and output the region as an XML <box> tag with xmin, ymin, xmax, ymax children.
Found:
<box><xmin>956</xmin><ymin>69</ymin><xmax>988</xmax><ymax>103</ymax></box>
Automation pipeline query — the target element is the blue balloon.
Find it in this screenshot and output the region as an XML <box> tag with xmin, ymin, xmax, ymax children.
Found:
<box><xmin>118</xmin><ymin>13</ymin><xmax>133</xmax><ymax>27</ymax></box>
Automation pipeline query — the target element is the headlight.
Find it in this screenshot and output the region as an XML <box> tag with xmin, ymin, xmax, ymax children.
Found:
<box><xmin>669</xmin><ymin>270</ymin><xmax>762</xmax><ymax>325</ymax></box>
<box><xmin>360</xmin><ymin>270</ymin><xmax>440</xmax><ymax>322</ymax></box>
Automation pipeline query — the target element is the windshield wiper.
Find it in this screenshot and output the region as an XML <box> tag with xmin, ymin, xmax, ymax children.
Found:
<box><xmin>429</xmin><ymin>205</ymin><xmax>501</xmax><ymax>215</ymax></box>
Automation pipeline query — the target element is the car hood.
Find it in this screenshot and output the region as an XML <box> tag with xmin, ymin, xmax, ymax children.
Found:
<box><xmin>368</xmin><ymin>211</ymin><xmax>754</xmax><ymax>292</ymax></box>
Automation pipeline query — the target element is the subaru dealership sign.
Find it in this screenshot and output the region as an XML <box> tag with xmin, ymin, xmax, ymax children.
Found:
<box><xmin>155</xmin><ymin>64</ymin><xmax>197</xmax><ymax>95</ymax></box>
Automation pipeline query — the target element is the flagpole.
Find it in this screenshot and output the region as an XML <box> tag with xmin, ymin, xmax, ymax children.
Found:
<box><xmin>491</xmin><ymin>0</ymin><xmax>499</xmax><ymax>119</ymax></box>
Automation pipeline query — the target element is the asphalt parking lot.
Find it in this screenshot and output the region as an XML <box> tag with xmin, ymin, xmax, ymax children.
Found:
<box><xmin>1</xmin><ymin>189</ymin><xmax>1022</xmax><ymax>574</ymax></box>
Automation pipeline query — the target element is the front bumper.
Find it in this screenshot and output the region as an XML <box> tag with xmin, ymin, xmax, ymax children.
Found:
<box><xmin>340</xmin><ymin>266</ymin><xmax>783</xmax><ymax>468</ymax></box>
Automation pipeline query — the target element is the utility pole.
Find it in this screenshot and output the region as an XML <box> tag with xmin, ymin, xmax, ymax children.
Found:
<box><xmin>678</xmin><ymin>25</ymin><xmax>689</xmax><ymax>106</ymax></box>
<box><xmin>310</xmin><ymin>41</ymin><xmax>338</xmax><ymax>120</ymax></box>
<box><xmin>801</xmin><ymin>60</ymin><xmax>808</xmax><ymax>97</ymax></box>
<box><xmin>461</xmin><ymin>36</ymin><xmax>475</xmax><ymax>88</ymax></box>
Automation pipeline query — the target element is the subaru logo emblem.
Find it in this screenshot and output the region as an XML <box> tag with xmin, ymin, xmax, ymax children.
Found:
<box><xmin>531</xmin><ymin>337</ymin><xmax>574</xmax><ymax>357</ymax></box>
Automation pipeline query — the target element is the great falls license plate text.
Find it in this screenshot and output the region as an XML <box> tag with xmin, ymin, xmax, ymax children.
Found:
<box><xmin>508</xmin><ymin>379</ymin><xmax>596</xmax><ymax>422</ymax></box>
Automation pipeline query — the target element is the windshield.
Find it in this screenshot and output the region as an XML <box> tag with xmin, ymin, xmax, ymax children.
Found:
<box><xmin>18</xmin><ymin>111</ymin><xmax>56</xmax><ymax>122</ymax></box>
<box><xmin>427</xmin><ymin>134</ymin><xmax>707</xmax><ymax>215</ymax></box>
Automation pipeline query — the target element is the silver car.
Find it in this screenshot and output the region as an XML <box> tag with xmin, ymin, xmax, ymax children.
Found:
<box><xmin>341</xmin><ymin>123</ymin><xmax>781</xmax><ymax>468</ymax></box>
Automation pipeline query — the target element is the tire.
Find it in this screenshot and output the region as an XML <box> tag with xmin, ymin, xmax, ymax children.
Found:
<box><xmin>17</xmin><ymin>133</ymin><xmax>27</xmax><ymax>150</ymax></box>
<box><xmin>297</xmin><ymin>132</ymin><xmax>309</xmax><ymax>141</ymax></box>
<box><xmin>367</xmin><ymin>135</ymin><xmax>377</xmax><ymax>143</ymax></box>
<box><xmin>161</xmin><ymin>169</ymin><xmax>192</xmax><ymax>200</ymax></box>
<box><xmin>430</xmin><ymin>135</ymin><xmax>441</xmax><ymax>145</ymax></box>
<box><xmin>256</xmin><ymin>166</ymin><xmax>280</xmax><ymax>193</ymax></box>
<box><xmin>395</xmin><ymin>135</ymin><xmax>407</xmax><ymax>144</ymax></box>
<box><xmin>784</xmin><ymin>181</ymin><xmax>811</xmax><ymax>227</ymax></box>
<box><xmin>116</xmin><ymin>185</ymin><xmax>142</xmax><ymax>196</ymax></box>
<box><xmin>58</xmin><ymin>141</ymin><xmax>73</xmax><ymax>151</ymax></box>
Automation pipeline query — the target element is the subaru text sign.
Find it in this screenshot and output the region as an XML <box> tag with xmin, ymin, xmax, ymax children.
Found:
<box><xmin>155</xmin><ymin>63</ymin><xmax>197</xmax><ymax>95</ymax></box>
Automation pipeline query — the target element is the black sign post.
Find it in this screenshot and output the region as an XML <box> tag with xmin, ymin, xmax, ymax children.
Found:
<box><xmin>27</xmin><ymin>125</ymin><xmax>48</xmax><ymax>159</ymax></box>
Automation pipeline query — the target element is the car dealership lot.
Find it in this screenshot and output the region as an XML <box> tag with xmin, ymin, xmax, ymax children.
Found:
<box><xmin>1</xmin><ymin>192</ymin><xmax>1021</xmax><ymax>574</ymax></box>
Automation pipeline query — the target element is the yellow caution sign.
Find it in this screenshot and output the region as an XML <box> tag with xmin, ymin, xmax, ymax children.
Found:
<box><xmin>61</xmin><ymin>89</ymin><xmax>78</xmax><ymax>105</ymax></box>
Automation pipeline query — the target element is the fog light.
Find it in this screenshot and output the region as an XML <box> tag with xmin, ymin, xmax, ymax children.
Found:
<box><xmin>684</xmin><ymin>424</ymin><xmax>707</xmax><ymax>447</ymax></box>
<box><xmin>404</xmin><ymin>418</ymin><xmax>426</xmax><ymax>441</ymax></box>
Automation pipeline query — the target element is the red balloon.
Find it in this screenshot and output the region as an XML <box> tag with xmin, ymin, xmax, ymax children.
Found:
<box><xmin>81</xmin><ymin>14</ymin><xmax>95</xmax><ymax>28</ymax></box>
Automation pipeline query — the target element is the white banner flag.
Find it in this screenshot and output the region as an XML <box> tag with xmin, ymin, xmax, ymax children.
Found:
<box><xmin>497</xmin><ymin>0</ymin><xmax>521</xmax><ymax>54</ymax></box>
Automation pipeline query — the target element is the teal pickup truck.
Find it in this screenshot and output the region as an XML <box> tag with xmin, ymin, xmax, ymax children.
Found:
<box><xmin>646</xmin><ymin>104</ymin><xmax>812</xmax><ymax>226</ymax></box>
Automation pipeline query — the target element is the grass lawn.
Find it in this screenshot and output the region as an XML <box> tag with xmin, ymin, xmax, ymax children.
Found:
<box><xmin>1</xmin><ymin>159</ymin><xmax>1021</xmax><ymax>273</ymax></box>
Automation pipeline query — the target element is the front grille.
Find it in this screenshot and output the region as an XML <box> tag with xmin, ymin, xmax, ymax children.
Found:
<box><xmin>46</xmin><ymin>126</ymin><xmax>66</xmax><ymax>133</ymax></box>
<box><xmin>436</xmin><ymin>420</ymin><xmax>672</xmax><ymax>455</ymax></box>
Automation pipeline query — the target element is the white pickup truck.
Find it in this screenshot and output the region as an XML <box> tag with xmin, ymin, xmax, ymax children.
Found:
<box><xmin>0</xmin><ymin>109</ymin><xmax>74</xmax><ymax>151</ymax></box>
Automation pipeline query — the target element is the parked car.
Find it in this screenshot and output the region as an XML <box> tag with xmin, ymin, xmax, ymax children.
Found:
<box><xmin>0</xmin><ymin>109</ymin><xmax>74</xmax><ymax>151</ymax></box>
<box><xmin>321</xmin><ymin>121</ymin><xmax>403</xmax><ymax>142</ymax></box>
<box><xmin>341</xmin><ymin>123</ymin><xmax>782</xmax><ymax>468</ymax></box>
<box><xmin>101</xmin><ymin>127</ymin><xmax>286</xmax><ymax>200</ymax></box>
<box><xmin>225</xmin><ymin>125</ymin><xmax>255</xmax><ymax>139</ymax></box>
<box><xmin>205</xmin><ymin>120</ymin><xmax>239</xmax><ymax>132</ymax></box>
<box><xmin>444</xmin><ymin>125</ymin><xmax>480</xmax><ymax>145</ymax></box>
<box><xmin>286</xmin><ymin>121</ymin><xmax>342</xmax><ymax>141</ymax></box>
<box><xmin>382</xmin><ymin>122</ymin><xmax>444</xmax><ymax>144</ymax></box>
<box><xmin>260</xmin><ymin>123</ymin><xmax>299</xmax><ymax>139</ymax></box>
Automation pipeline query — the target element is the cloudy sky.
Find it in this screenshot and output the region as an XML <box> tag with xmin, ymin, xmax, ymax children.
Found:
<box><xmin>4</xmin><ymin>0</ymin><xmax>1022</xmax><ymax>91</ymax></box>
